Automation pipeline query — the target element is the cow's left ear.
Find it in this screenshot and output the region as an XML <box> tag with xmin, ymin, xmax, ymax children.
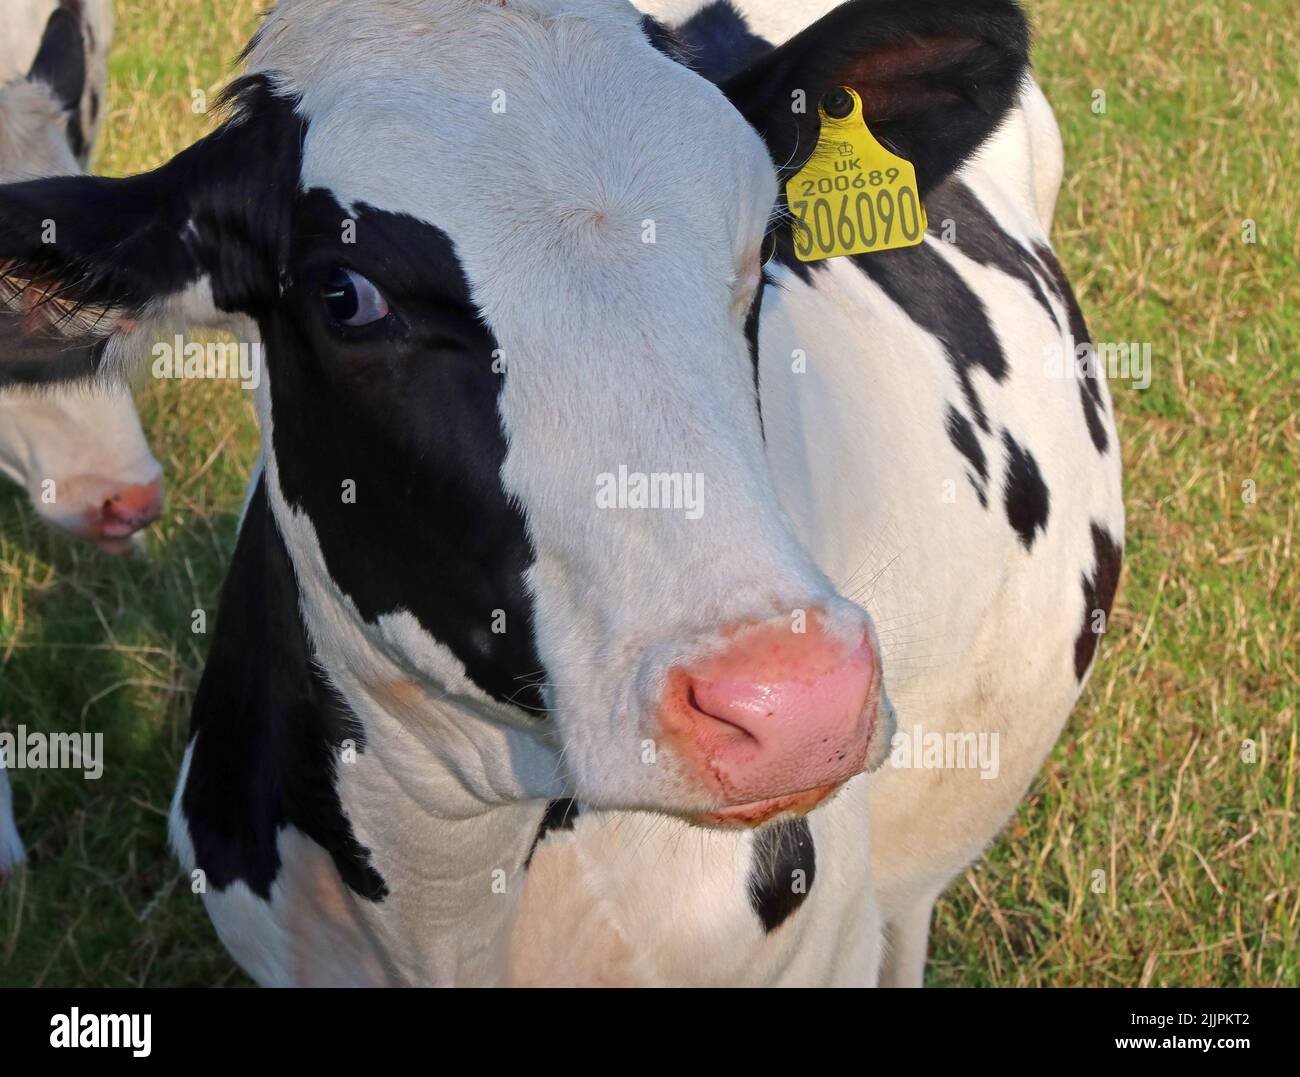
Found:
<box><xmin>722</xmin><ymin>0</ymin><xmax>1030</xmax><ymax>195</ymax></box>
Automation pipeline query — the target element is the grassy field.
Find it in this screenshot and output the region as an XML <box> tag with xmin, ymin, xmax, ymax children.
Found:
<box><xmin>1</xmin><ymin>0</ymin><xmax>1296</xmax><ymax>987</ymax></box>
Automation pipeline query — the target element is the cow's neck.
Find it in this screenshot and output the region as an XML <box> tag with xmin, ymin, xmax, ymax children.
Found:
<box><xmin>193</xmin><ymin>460</ymin><xmax>556</xmax><ymax>984</ymax></box>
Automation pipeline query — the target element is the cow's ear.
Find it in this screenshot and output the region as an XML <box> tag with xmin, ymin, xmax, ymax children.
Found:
<box><xmin>0</xmin><ymin>169</ymin><xmax>197</xmax><ymax>386</ymax></box>
<box><xmin>722</xmin><ymin>0</ymin><xmax>1030</xmax><ymax>195</ymax></box>
<box><xmin>27</xmin><ymin>7</ymin><xmax>86</xmax><ymax>115</ymax></box>
<box><xmin>0</xmin><ymin>77</ymin><xmax>302</xmax><ymax>389</ymax></box>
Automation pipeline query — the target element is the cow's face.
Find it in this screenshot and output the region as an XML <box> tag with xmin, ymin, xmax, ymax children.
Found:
<box><xmin>0</xmin><ymin>0</ymin><xmax>1027</xmax><ymax>820</ymax></box>
<box><xmin>0</xmin><ymin>7</ymin><xmax>162</xmax><ymax>552</ymax></box>
<box><xmin>0</xmin><ymin>384</ymin><xmax>162</xmax><ymax>552</ymax></box>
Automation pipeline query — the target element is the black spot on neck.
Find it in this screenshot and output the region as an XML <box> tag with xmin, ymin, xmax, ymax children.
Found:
<box><xmin>852</xmin><ymin>238</ymin><xmax>1008</xmax><ymax>432</ymax></box>
<box><xmin>524</xmin><ymin>798</ymin><xmax>578</xmax><ymax>868</ymax></box>
<box><xmin>1074</xmin><ymin>521</ymin><xmax>1123</xmax><ymax>679</ymax></box>
<box><xmin>1033</xmin><ymin>242</ymin><xmax>1109</xmax><ymax>454</ymax></box>
<box><xmin>924</xmin><ymin>180</ymin><xmax>1059</xmax><ymax>330</ymax></box>
<box><xmin>748</xmin><ymin>818</ymin><xmax>816</xmax><ymax>933</ymax></box>
<box><xmin>1001</xmin><ymin>429</ymin><xmax>1049</xmax><ymax>550</ymax></box>
<box><xmin>946</xmin><ymin>405</ymin><xmax>988</xmax><ymax>508</ymax></box>
<box><xmin>181</xmin><ymin>477</ymin><xmax>388</xmax><ymax>902</ymax></box>
<box><xmin>762</xmin><ymin>184</ymin><xmax>1011</xmax><ymax>438</ymax></box>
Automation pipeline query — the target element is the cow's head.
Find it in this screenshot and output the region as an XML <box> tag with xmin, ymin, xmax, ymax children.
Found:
<box><xmin>0</xmin><ymin>0</ymin><xmax>1027</xmax><ymax>820</ymax></box>
<box><xmin>0</xmin><ymin>4</ymin><xmax>161</xmax><ymax>553</ymax></box>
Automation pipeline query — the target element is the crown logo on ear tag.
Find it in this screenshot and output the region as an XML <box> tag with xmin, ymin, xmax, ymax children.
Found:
<box><xmin>785</xmin><ymin>86</ymin><xmax>928</xmax><ymax>262</ymax></box>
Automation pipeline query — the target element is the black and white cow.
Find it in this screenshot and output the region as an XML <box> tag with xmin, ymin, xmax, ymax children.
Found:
<box><xmin>0</xmin><ymin>0</ymin><xmax>1122</xmax><ymax>984</ymax></box>
<box><xmin>0</xmin><ymin>0</ymin><xmax>161</xmax><ymax>560</ymax></box>
<box><xmin>0</xmin><ymin>0</ymin><xmax>164</xmax><ymax>877</ymax></box>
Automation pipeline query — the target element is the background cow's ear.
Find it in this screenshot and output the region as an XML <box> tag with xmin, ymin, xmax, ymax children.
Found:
<box><xmin>28</xmin><ymin>7</ymin><xmax>87</xmax><ymax>115</ymax></box>
<box><xmin>722</xmin><ymin>0</ymin><xmax>1030</xmax><ymax>195</ymax></box>
<box><xmin>0</xmin><ymin>77</ymin><xmax>302</xmax><ymax>389</ymax></box>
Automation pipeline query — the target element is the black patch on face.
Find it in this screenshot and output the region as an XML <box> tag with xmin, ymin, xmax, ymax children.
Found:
<box><xmin>28</xmin><ymin>7</ymin><xmax>85</xmax><ymax>114</ymax></box>
<box><xmin>1033</xmin><ymin>242</ymin><xmax>1109</xmax><ymax>455</ymax></box>
<box><xmin>925</xmin><ymin>180</ymin><xmax>1059</xmax><ymax>330</ymax></box>
<box><xmin>65</xmin><ymin>114</ymin><xmax>86</xmax><ymax>163</ymax></box>
<box><xmin>1001</xmin><ymin>429</ymin><xmax>1049</xmax><ymax>550</ymax></box>
<box><xmin>747</xmin><ymin>818</ymin><xmax>816</xmax><ymax>933</ymax></box>
<box><xmin>524</xmin><ymin>798</ymin><xmax>578</xmax><ymax>869</ymax></box>
<box><xmin>24</xmin><ymin>7</ymin><xmax>87</xmax><ymax>161</ymax></box>
<box><xmin>946</xmin><ymin>405</ymin><xmax>988</xmax><ymax>507</ymax></box>
<box><xmin>264</xmin><ymin>193</ymin><xmax>545</xmax><ymax>714</ymax></box>
<box><xmin>181</xmin><ymin>477</ymin><xmax>388</xmax><ymax>902</ymax></box>
<box><xmin>1074</xmin><ymin>521</ymin><xmax>1122</xmax><ymax>679</ymax></box>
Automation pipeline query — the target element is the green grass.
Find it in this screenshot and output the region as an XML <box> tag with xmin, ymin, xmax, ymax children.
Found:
<box><xmin>1</xmin><ymin>0</ymin><xmax>1296</xmax><ymax>986</ymax></box>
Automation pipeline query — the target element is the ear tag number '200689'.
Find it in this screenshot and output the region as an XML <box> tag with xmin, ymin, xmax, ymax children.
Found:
<box><xmin>786</xmin><ymin>86</ymin><xmax>927</xmax><ymax>261</ymax></box>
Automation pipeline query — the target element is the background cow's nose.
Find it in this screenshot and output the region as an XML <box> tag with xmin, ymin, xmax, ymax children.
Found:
<box><xmin>661</xmin><ymin>613</ymin><xmax>879</xmax><ymax>811</ymax></box>
<box><xmin>94</xmin><ymin>477</ymin><xmax>163</xmax><ymax>541</ymax></box>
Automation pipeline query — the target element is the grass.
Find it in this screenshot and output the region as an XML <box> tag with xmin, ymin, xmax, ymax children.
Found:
<box><xmin>1</xmin><ymin>0</ymin><xmax>1296</xmax><ymax>986</ymax></box>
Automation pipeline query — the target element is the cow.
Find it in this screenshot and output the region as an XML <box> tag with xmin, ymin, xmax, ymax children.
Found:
<box><xmin>0</xmin><ymin>0</ymin><xmax>1122</xmax><ymax>984</ymax></box>
<box><xmin>0</xmin><ymin>0</ymin><xmax>164</xmax><ymax>878</ymax></box>
<box><xmin>0</xmin><ymin>0</ymin><xmax>161</xmax><ymax>558</ymax></box>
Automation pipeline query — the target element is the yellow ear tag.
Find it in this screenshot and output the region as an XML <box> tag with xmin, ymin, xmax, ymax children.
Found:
<box><xmin>785</xmin><ymin>87</ymin><xmax>928</xmax><ymax>261</ymax></box>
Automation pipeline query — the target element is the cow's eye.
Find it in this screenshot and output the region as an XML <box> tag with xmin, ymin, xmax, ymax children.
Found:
<box><xmin>321</xmin><ymin>267</ymin><xmax>389</xmax><ymax>327</ymax></box>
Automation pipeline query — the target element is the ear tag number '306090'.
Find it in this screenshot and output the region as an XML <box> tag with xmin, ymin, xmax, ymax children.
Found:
<box><xmin>786</xmin><ymin>87</ymin><xmax>928</xmax><ymax>261</ymax></box>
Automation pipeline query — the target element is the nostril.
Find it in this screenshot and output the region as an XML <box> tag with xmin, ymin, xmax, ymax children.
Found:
<box><xmin>97</xmin><ymin>479</ymin><xmax>163</xmax><ymax>536</ymax></box>
<box><xmin>685</xmin><ymin>680</ymin><xmax>762</xmax><ymax>745</ymax></box>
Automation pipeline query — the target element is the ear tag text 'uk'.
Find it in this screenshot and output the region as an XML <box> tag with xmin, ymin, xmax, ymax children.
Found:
<box><xmin>785</xmin><ymin>87</ymin><xmax>927</xmax><ymax>261</ymax></box>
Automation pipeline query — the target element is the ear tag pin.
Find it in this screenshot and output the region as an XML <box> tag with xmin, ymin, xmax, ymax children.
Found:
<box><xmin>785</xmin><ymin>86</ymin><xmax>928</xmax><ymax>262</ymax></box>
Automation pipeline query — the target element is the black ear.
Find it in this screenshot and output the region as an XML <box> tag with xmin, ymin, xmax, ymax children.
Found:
<box><xmin>0</xmin><ymin>169</ymin><xmax>198</xmax><ymax>386</ymax></box>
<box><xmin>722</xmin><ymin>0</ymin><xmax>1030</xmax><ymax>195</ymax></box>
<box><xmin>27</xmin><ymin>7</ymin><xmax>87</xmax><ymax>115</ymax></box>
<box><xmin>0</xmin><ymin>77</ymin><xmax>303</xmax><ymax>388</ymax></box>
